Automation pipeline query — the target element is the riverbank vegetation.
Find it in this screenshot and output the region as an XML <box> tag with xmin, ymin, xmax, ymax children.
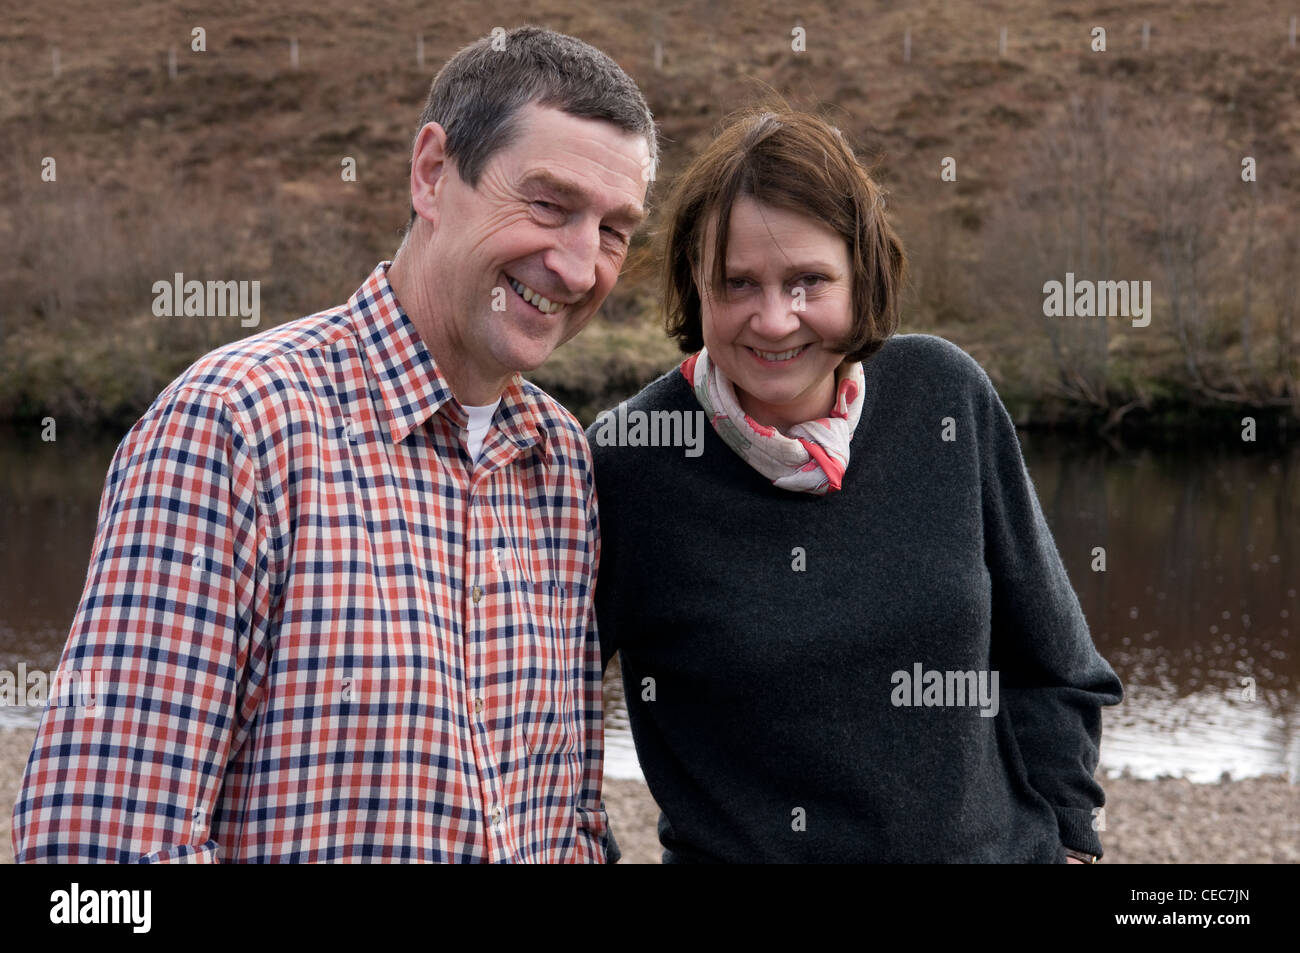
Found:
<box><xmin>2</xmin><ymin>0</ymin><xmax>1296</xmax><ymax>434</ymax></box>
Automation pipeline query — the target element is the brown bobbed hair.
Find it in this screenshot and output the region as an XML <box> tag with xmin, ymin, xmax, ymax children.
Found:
<box><xmin>660</xmin><ymin>105</ymin><xmax>907</xmax><ymax>363</ymax></box>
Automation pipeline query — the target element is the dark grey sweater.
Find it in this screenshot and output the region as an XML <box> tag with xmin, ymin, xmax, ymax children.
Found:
<box><xmin>588</xmin><ymin>333</ymin><xmax>1123</xmax><ymax>863</ymax></box>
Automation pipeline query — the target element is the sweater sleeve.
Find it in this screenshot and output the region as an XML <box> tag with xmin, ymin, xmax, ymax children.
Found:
<box><xmin>975</xmin><ymin>371</ymin><xmax>1124</xmax><ymax>859</ymax></box>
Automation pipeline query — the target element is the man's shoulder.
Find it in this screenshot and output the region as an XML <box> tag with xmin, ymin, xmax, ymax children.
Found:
<box><xmin>156</xmin><ymin>306</ymin><xmax>356</xmax><ymax>417</ymax></box>
<box><xmin>519</xmin><ymin>377</ymin><xmax>595</xmax><ymax>469</ymax></box>
<box><xmin>106</xmin><ymin>305</ymin><xmax>367</xmax><ymax>489</ymax></box>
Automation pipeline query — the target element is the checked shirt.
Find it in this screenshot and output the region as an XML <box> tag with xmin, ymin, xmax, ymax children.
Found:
<box><xmin>11</xmin><ymin>262</ymin><xmax>609</xmax><ymax>863</ymax></box>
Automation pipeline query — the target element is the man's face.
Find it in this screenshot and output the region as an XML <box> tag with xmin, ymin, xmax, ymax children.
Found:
<box><xmin>423</xmin><ymin>102</ymin><xmax>650</xmax><ymax>389</ymax></box>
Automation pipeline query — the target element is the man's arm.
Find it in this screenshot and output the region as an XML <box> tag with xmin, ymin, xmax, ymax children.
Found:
<box><xmin>571</xmin><ymin>450</ymin><xmax>619</xmax><ymax>863</ymax></box>
<box><xmin>11</xmin><ymin>386</ymin><xmax>271</xmax><ymax>863</ymax></box>
<box><xmin>976</xmin><ymin>372</ymin><xmax>1124</xmax><ymax>860</ymax></box>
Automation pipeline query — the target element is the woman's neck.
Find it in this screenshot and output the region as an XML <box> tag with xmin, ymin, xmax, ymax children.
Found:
<box><xmin>735</xmin><ymin>372</ymin><xmax>837</xmax><ymax>432</ymax></box>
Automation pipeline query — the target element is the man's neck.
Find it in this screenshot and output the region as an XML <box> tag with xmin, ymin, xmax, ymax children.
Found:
<box><xmin>387</xmin><ymin>248</ymin><xmax>512</xmax><ymax>406</ymax></box>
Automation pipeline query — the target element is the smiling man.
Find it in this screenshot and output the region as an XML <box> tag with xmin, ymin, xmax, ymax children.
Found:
<box><xmin>12</xmin><ymin>26</ymin><xmax>655</xmax><ymax>864</ymax></box>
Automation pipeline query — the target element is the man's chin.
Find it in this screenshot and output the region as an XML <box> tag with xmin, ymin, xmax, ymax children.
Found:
<box><xmin>493</xmin><ymin>317</ymin><xmax>590</xmax><ymax>376</ymax></box>
<box><xmin>496</xmin><ymin>339</ymin><xmax>562</xmax><ymax>376</ymax></box>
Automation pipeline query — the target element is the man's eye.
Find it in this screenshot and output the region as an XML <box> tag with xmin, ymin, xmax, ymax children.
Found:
<box><xmin>602</xmin><ymin>226</ymin><xmax>629</xmax><ymax>244</ymax></box>
<box><xmin>532</xmin><ymin>201</ymin><xmax>563</xmax><ymax>214</ymax></box>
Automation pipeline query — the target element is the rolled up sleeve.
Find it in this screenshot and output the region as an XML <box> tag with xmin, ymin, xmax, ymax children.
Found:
<box><xmin>11</xmin><ymin>385</ymin><xmax>270</xmax><ymax>863</ymax></box>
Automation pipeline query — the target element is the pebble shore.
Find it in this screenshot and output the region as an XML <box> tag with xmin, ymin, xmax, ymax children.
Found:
<box><xmin>4</xmin><ymin>728</ymin><xmax>1294</xmax><ymax>864</ymax></box>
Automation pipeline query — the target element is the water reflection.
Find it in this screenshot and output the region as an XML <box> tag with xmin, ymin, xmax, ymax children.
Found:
<box><xmin>1103</xmin><ymin>682</ymin><xmax>1299</xmax><ymax>782</ymax></box>
<box><xmin>600</xmin><ymin>433</ymin><xmax>1298</xmax><ymax>783</ymax></box>
<box><xmin>1</xmin><ymin>424</ymin><xmax>1296</xmax><ymax>784</ymax></box>
<box><xmin>0</xmin><ymin>425</ymin><xmax>113</xmax><ymax>728</ymax></box>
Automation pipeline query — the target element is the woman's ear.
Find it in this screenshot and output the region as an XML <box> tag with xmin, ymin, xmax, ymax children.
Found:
<box><xmin>692</xmin><ymin>222</ymin><xmax>721</xmax><ymax>303</ymax></box>
<box><xmin>690</xmin><ymin>253</ymin><xmax>711</xmax><ymax>303</ymax></box>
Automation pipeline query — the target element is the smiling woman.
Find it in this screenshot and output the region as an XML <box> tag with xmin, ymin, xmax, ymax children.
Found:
<box><xmin>588</xmin><ymin>104</ymin><xmax>1124</xmax><ymax>864</ymax></box>
<box><xmin>695</xmin><ymin>196</ymin><xmax>855</xmax><ymax>431</ymax></box>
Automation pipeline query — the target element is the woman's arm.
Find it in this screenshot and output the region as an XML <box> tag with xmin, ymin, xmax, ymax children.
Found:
<box><xmin>976</xmin><ymin>372</ymin><xmax>1124</xmax><ymax>860</ymax></box>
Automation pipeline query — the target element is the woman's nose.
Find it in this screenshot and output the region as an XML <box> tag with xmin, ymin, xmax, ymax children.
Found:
<box><xmin>748</xmin><ymin>287</ymin><xmax>802</xmax><ymax>339</ymax></box>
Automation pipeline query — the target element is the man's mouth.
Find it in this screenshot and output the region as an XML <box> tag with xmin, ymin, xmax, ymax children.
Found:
<box><xmin>505</xmin><ymin>274</ymin><xmax>564</xmax><ymax>315</ymax></box>
<box><xmin>746</xmin><ymin>343</ymin><xmax>811</xmax><ymax>364</ymax></box>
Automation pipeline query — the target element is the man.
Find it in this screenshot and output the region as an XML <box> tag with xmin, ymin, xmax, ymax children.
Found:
<box><xmin>12</xmin><ymin>25</ymin><xmax>654</xmax><ymax>863</ymax></box>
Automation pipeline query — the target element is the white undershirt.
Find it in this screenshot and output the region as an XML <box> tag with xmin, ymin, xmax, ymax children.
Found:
<box><xmin>463</xmin><ymin>399</ymin><xmax>501</xmax><ymax>463</ymax></box>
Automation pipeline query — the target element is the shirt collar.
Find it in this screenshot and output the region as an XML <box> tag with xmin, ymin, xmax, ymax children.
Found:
<box><xmin>348</xmin><ymin>261</ymin><xmax>551</xmax><ymax>455</ymax></box>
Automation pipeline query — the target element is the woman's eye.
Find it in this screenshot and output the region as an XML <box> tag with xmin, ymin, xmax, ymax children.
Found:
<box><xmin>795</xmin><ymin>275</ymin><xmax>826</xmax><ymax>288</ymax></box>
<box><xmin>725</xmin><ymin>278</ymin><xmax>750</xmax><ymax>291</ymax></box>
<box><xmin>533</xmin><ymin>201</ymin><xmax>563</xmax><ymax>214</ymax></box>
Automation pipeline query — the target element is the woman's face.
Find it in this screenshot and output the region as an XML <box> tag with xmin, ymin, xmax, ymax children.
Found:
<box><xmin>696</xmin><ymin>196</ymin><xmax>854</xmax><ymax>431</ymax></box>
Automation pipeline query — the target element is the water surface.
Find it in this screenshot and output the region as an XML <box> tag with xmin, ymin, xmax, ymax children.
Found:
<box><xmin>2</xmin><ymin>424</ymin><xmax>1295</xmax><ymax>784</ymax></box>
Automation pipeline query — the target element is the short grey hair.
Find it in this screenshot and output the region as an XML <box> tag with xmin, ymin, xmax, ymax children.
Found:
<box><xmin>405</xmin><ymin>25</ymin><xmax>658</xmax><ymax>231</ymax></box>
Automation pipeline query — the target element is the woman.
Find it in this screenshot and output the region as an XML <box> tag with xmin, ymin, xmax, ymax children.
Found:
<box><xmin>588</xmin><ymin>106</ymin><xmax>1124</xmax><ymax>863</ymax></box>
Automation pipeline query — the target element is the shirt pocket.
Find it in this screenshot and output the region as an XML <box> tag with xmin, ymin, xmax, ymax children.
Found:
<box><xmin>520</xmin><ymin>578</ymin><xmax>581</xmax><ymax>757</ymax></box>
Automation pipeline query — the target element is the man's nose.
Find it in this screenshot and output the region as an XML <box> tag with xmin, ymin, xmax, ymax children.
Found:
<box><xmin>542</xmin><ymin>222</ymin><xmax>601</xmax><ymax>300</ymax></box>
<box><xmin>749</xmin><ymin>286</ymin><xmax>802</xmax><ymax>339</ymax></box>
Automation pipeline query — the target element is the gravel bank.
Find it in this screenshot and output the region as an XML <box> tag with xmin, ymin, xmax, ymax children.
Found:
<box><xmin>4</xmin><ymin>728</ymin><xmax>1294</xmax><ymax>864</ymax></box>
<box><xmin>603</xmin><ymin>775</ymin><xmax>1300</xmax><ymax>864</ymax></box>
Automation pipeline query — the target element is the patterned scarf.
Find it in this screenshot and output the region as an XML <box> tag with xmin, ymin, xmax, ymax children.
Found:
<box><xmin>682</xmin><ymin>347</ymin><xmax>865</xmax><ymax>495</ymax></box>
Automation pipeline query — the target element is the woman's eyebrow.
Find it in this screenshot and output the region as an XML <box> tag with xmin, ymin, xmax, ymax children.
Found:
<box><xmin>725</xmin><ymin>260</ymin><xmax>840</xmax><ymax>275</ymax></box>
<box><xmin>519</xmin><ymin>169</ymin><xmax>645</xmax><ymax>226</ymax></box>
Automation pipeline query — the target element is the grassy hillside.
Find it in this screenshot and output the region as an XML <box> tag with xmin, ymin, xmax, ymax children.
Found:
<box><xmin>2</xmin><ymin>0</ymin><xmax>1297</xmax><ymax>433</ymax></box>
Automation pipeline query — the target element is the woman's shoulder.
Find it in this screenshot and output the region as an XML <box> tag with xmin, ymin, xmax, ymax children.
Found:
<box><xmin>622</xmin><ymin>362</ymin><xmax>696</xmax><ymax>413</ymax></box>
<box><xmin>583</xmin><ymin>362</ymin><xmax>696</xmax><ymax>467</ymax></box>
<box><xmin>870</xmin><ymin>332</ymin><xmax>989</xmax><ymax>383</ymax></box>
<box><xmin>584</xmin><ymin>363</ymin><xmax>694</xmax><ymax>435</ymax></box>
<box><xmin>866</xmin><ymin>332</ymin><xmax>999</xmax><ymax>408</ymax></box>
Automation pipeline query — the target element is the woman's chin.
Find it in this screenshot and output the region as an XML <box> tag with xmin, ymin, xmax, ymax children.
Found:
<box><xmin>734</xmin><ymin>383</ymin><xmax>807</xmax><ymax>417</ymax></box>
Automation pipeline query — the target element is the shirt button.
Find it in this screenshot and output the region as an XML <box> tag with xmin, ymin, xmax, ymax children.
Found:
<box><xmin>490</xmin><ymin>807</ymin><xmax>502</xmax><ymax>826</ymax></box>
<box><xmin>471</xmin><ymin>585</ymin><xmax>483</xmax><ymax>604</ymax></box>
<box><xmin>473</xmin><ymin>697</ymin><xmax>484</xmax><ymax>714</ymax></box>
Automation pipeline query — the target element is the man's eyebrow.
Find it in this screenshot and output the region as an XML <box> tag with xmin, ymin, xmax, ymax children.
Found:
<box><xmin>520</xmin><ymin>170</ymin><xmax>646</xmax><ymax>227</ymax></box>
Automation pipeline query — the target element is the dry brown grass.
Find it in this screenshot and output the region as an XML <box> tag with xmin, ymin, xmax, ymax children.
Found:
<box><xmin>3</xmin><ymin>0</ymin><xmax>1298</xmax><ymax>428</ymax></box>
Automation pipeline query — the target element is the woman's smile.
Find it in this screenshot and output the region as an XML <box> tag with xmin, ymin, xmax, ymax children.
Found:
<box><xmin>745</xmin><ymin>343</ymin><xmax>813</xmax><ymax>365</ymax></box>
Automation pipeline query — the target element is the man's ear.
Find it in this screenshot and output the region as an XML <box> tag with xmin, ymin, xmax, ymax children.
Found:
<box><xmin>410</xmin><ymin>121</ymin><xmax>451</xmax><ymax>231</ymax></box>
